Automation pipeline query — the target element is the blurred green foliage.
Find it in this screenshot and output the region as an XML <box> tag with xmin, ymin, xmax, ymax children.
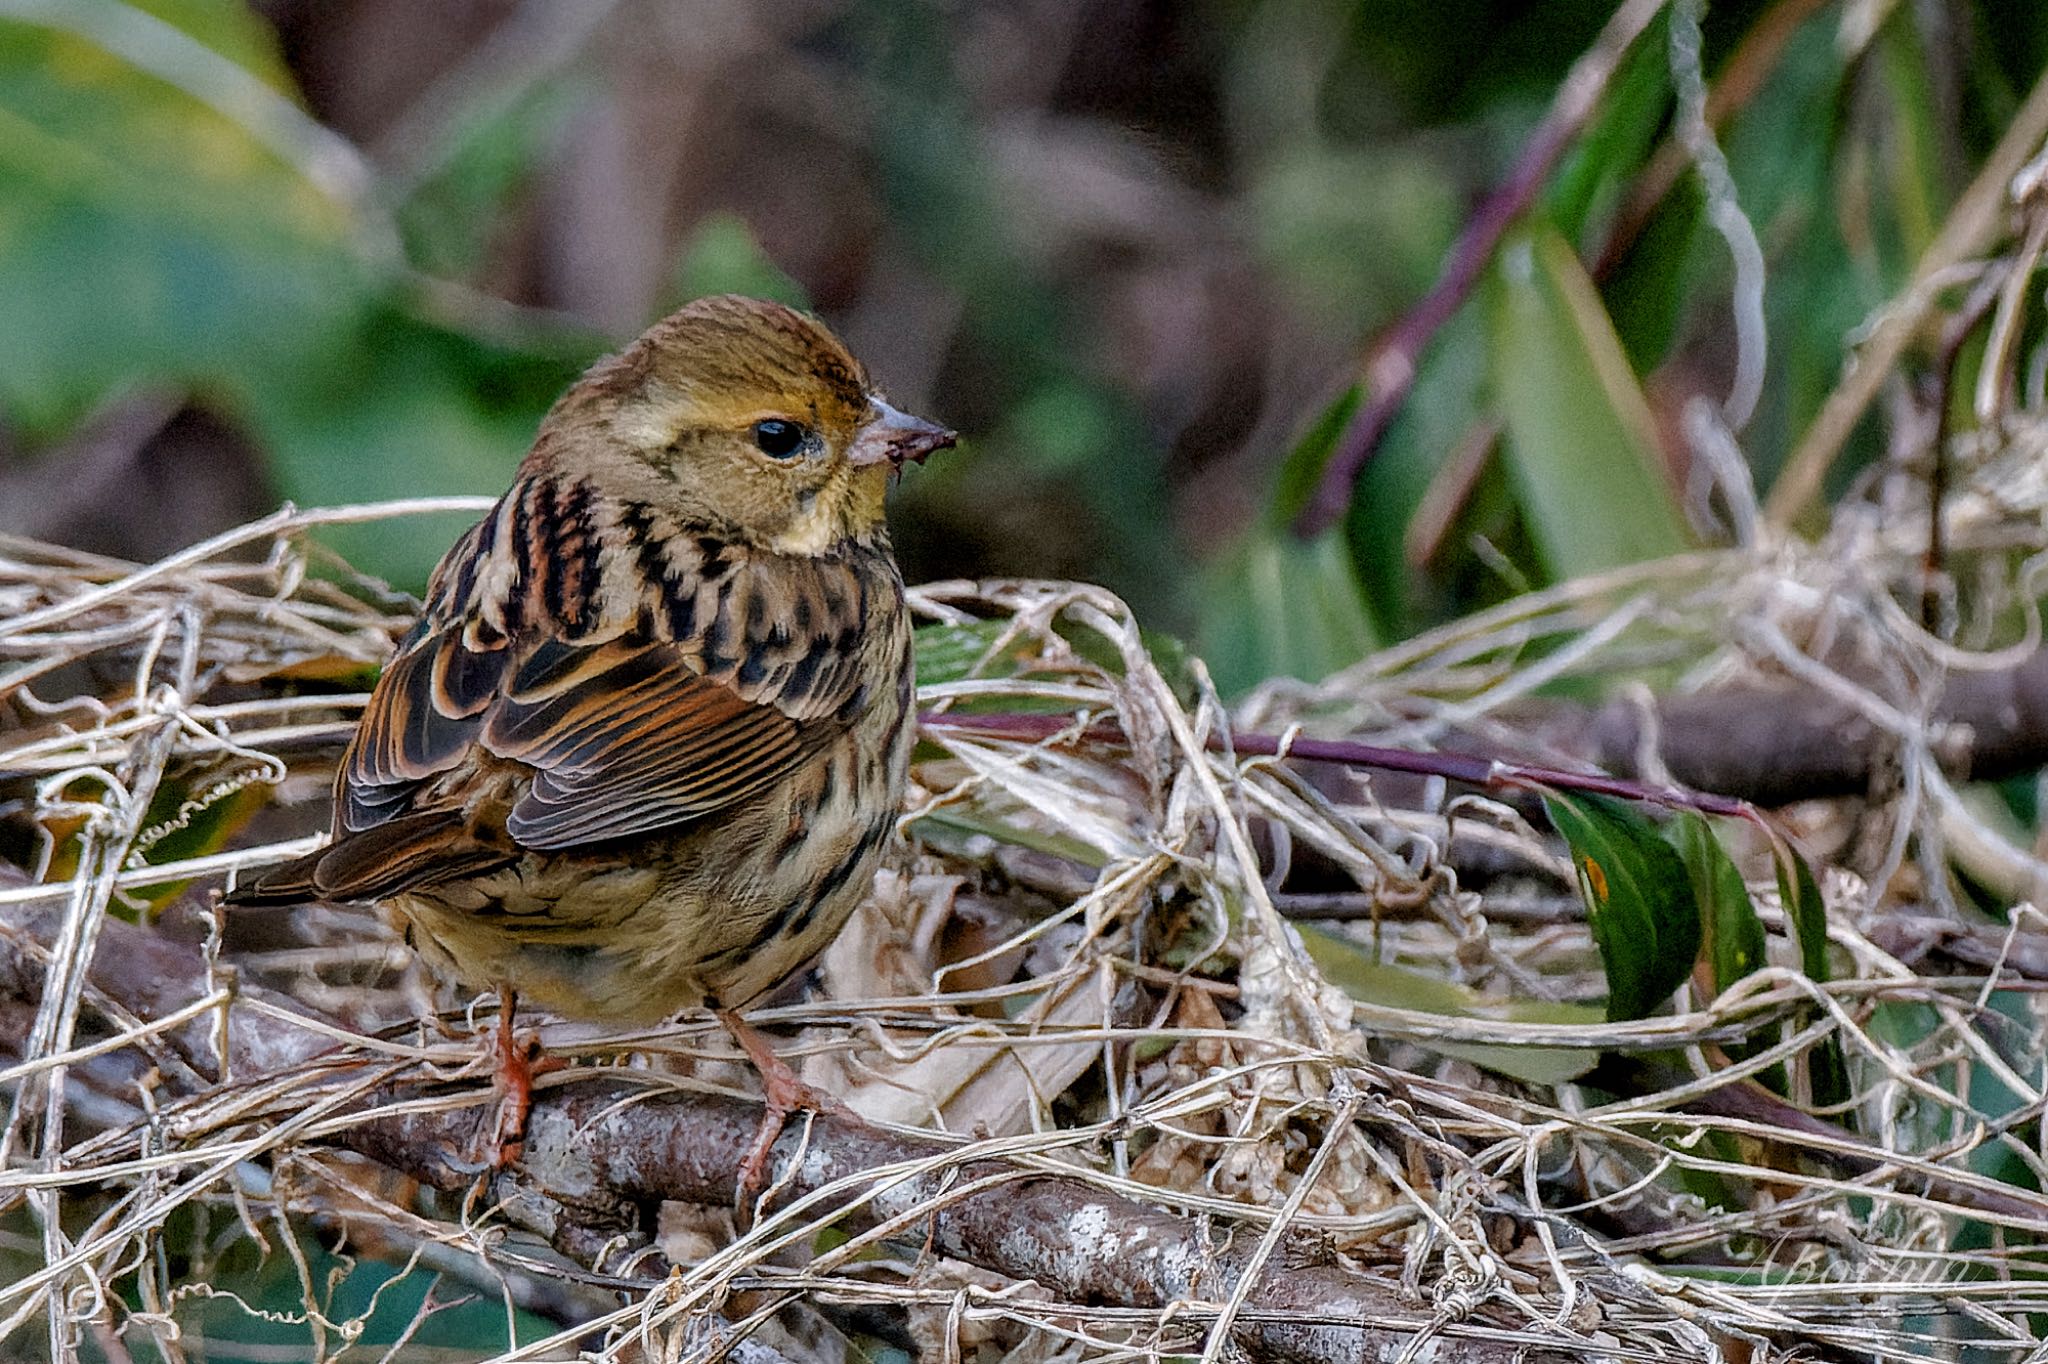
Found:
<box><xmin>0</xmin><ymin>0</ymin><xmax>604</xmax><ymax>581</ymax></box>
<box><xmin>1</xmin><ymin>0</ymin><xmax>2042</xmax><ymax>677</ymax></box>
<box><xmin>1223</xmin><ymin>0</ymin><xmax>2047</xmax><ymax>689</ymax></box>
<box><xmin>1489</xmin><ymin>223</ymin><xmax>1694</xmax><ymax>579</ymax></box>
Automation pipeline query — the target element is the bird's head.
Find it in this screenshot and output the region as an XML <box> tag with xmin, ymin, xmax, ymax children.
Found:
<box><xmin>538</xmin><ymin>294</ymin><xmax>955</xmax><ymax>552</ymax></box>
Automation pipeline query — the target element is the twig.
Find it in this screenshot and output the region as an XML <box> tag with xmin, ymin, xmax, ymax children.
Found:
<box><xmin>1764</xmin><ymin>61</ymin><xmax>2048</xmax><ymax>527</ymax></box>
<box><xmin>1293</xmin><ymin>0</ymin><xmax>1671</xmax><ymax>536</ymax></box>
<box><xmin>938</xmin><ymin>641</ymin><xmax>2048</xmax><ymax>814</ymax></box>
<box><xmin>920</xmin><ymin>709</ymin><xmax>1759</xmax><ymax>821</ymax></box>
<box><xmin>1922</xmin><ymin>269</ymin><xmax>2010</xmax><ymax>628</ymax></box>
<box><xmin>0</xmin><ymin>903</ymin><xmax>1552</xmax><ymax>1364</ymax></box>
<box><xmin>13</xmin><ymin>502</ymin><xmax>2048</xmax><ymax>1359</ymax></box>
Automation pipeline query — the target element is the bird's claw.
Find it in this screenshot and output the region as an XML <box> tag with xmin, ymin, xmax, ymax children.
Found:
<box><xmin>482</xmin><ymin>1002</ymin><xmax>565</xmax><ymax>1169</ymax></box>
<box><xmin>718</xmin><ymin>1006</ymin><xmax>859</xmax><ymax>1214</ymax></box>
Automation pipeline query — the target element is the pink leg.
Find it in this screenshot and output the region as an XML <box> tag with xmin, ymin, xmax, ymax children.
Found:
<box><xmin>717</xmin><ymin>1007</ymin><xmax>850</xmax><ymax>1203</ymax></box>
<box><xmin>488</xmin><ymin>989</ymin><xmax>563</xmax><ymax>1168</ymax></box>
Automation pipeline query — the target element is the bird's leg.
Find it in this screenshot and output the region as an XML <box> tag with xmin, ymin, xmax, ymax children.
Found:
<box><xmin>486</xmin><ymin>988</ymin><xmax>564</xmax><ymax>1168</ymax></box>
<box><xmin>716</xmin><ymin>1007</ymin><xmax>853</xmax><ymax>1206</ymax></box>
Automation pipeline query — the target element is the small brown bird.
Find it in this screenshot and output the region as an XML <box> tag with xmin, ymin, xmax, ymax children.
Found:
<box><xmin>228</xmin><ymin>295</ymin><xmax>953</xmax><ymax>1176</ymax></box>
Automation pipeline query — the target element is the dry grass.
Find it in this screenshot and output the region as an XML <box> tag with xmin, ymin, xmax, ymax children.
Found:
<box><xmin>5</xmin><ymin>403</ymin><xmax>2048</xmax><ymax>1360</ymax></box>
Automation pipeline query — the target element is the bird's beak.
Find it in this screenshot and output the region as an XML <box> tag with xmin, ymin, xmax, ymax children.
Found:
<box><xmin>849</xmin><ymin>397</ymin><xmax>956</xmax><ymax>469</ymax></box>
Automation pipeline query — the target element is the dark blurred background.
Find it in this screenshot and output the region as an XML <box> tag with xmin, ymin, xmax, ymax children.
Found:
<box><xmin>4</xmin><ymin>0</ymin><xmax>2043</xmax><ymax>693</ymax></box>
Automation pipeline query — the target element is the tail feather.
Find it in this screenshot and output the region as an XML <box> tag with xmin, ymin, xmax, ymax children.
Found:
<box><xmin>220</xmin><ymin>846</ymin><xmax>328</xmax><ymax>907</ymax></box>
<box><xmin>223</xmin><ymin>812</ymin><xmax>515</xmax><ymax>907</ymax></box>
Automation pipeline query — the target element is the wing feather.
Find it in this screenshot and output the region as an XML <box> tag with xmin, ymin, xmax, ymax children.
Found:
<box><xmin>332</xmin><ymin>476</ymin><xmax>891</xmax><ymax>862</ymax></box>
<box><xmin>492</xmin><ymin>643</ymin><xmax>815</xmax><ymax>848</ymax></box>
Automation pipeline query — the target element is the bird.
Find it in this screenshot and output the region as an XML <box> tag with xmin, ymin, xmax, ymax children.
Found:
<box><xmin>225</xmin><ymin>294</ymin><xmax>954</xmax><ymax>1185</ymax></box>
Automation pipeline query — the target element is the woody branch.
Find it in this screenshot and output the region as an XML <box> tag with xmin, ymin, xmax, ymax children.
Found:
<box><xmin>0</xmin><ymin>894</ymin><xmax>1552</xmax><ymax>1364</ymax></box>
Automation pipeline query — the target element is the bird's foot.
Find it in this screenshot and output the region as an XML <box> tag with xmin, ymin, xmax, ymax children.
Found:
<box><xmin>484</xmin><ymin>998</ymin><xmax>565</xmax><ymax>1169</ymax></box>
<box><xmin>717</xmin><ymin>1007</ymin><xmax>856</xmax><ymax>1211</ymax></box>
<box><xmin>734</xmin><ymin>1054</ymin><xmax>844</xmax><ymax>1204</ymax></box>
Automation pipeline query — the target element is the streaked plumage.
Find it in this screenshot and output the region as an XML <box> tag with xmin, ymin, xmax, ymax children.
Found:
<box><xmin>228</xmin><ymin>295</ymin><xmax>952</xmax><ymax>1031</ymax></box>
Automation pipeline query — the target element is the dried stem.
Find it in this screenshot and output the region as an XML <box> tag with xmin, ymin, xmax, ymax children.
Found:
<box><xmin>0</xmin><ymin>902</ymin><xmax>1549</xmax><ymax>1364</ymax></box>
<box><xmin>1764</xmin><ymin>61</ymin><xmax>2048</xmax><ymax>526</ymax></box>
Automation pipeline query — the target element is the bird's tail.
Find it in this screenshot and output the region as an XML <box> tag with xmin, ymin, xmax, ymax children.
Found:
<box><xmin>222</xmin><ymin>812</ymin><xmax>514</xmax><ymax>907</ymax></box>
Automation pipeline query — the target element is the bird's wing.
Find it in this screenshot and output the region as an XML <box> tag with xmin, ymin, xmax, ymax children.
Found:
<box><xmin>228</xmin><ymin>629</ymin><xmax>831</xmax><ymax>901</ymax></box>
<box><xmin>341</xmin><ymin>632</ymin><xmax>822</xmax><ymax>850</ymax></box>
<box><xmin>338</xmin><ymin>477</ymin><xmax>894</xmax><ymax>856</ymax></box>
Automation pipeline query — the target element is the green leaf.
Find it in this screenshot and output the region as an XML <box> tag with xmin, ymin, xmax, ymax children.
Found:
<box><xmin>0</xmin><ymin>2</ymin><xmax>374</xmax><ymax>434</ymax></box>
<box><xmin>1197</xmin><ymin>526</ymin><xmax>1378</xmax><ymax>697</ymax></box>
<box><xmin>1669</xmin><ymin>811</ymin><xmax>1786</xmax><ymax>1092</ymax></box>
<box><xmin>1271</xmin><ymin>383</ymin><xmax>1360</xmax><ymax>527</ymax></box>
<box><xmin>0</xmin><ymin>4</ymin><xmax>613</xmax><ymax>590</ymax></box>
<box><xmin>1543</xmin><ymin>790</ymin><xmax>1701</xmax><ymax>1021</ymax></box>
<box><xmin>1134</xmin><ymin>629</ymin><xmax>1201</xmax><ymax>706</ymax></box>
<box><xmin>913</xmin><ymin>617</ymin><xmax>1200</xmax><ymax>728</ymax></box>
<box><xmin>86</xmin><ymin>0</ymin><xmax>298</xmax><ymax>88</ymax></box>
<box><xmin>1298</xmin><ymin>926</ymin><xmax>1603</xmax><ymax>1085</ymax></box>
<box><xmin>1876</xmin><ymin>10</ymin><xmax>1946</xmax><ymax>267</ymax></box>
<box><xmin>1668</xmin><ymin>812</ymin><xmax>1769</xmax><ymax>996</ymax></box>
<box><xmin>1544</xmin><ymin>14</ymin><xmax>1671</xmax><ymax>246</ymax></box>
<box><xmin>1771</xmin><ymin>837</ymin><xmax>1850</xmax><ymax>1109</ymax></box>
<box><xmin>1864</xmin><ymin>992</ymin><xmax>2042</xmax><ymax>1184</ymax></box>
<box><xmin>908</xmin><ymin>808</ymin><xmax>1107</xmax><ymax>872</ymax></box>
<box><xmin>1602</xmin><ymin>176</ymin><xmax>1704</xmax><ymax>369</ymax></box>
<box><xmin>914</xmin><ymin>619</ymin><xmax>1022</xmax><ymax>687</ymax></box>
<box><xmin>1771</xmin><ymin>839</ymin><xmax>1830</xmax><ymax>985</ymax></box>
<box><xmin>1488</xmin><ymin>224</ymin><xmax>1693</xmax><ymax>581</ymax></box>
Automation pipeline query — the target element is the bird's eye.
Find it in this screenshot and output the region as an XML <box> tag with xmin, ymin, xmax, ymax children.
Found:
<box><xmin>751</xmin><ymin>419</ymin><xmax>807</xmax><ymax>459</ymax></box>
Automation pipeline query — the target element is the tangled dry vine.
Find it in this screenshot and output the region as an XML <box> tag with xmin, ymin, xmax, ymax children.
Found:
<box><xmin>7</xmin><ymin>392</ymin><xmax>2048</xmax><ymax>1364</ymax></box>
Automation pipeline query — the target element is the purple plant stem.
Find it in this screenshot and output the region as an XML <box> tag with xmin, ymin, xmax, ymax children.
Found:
<box><xmin>918</xmin><ymin>710</ymin><xmax>1758</xmax><ymax>822</ymax></box>
<box><xmin>1292</xmin><ymin>0</ymin><xmax>1671</xmax><ymax>537</ymax></box>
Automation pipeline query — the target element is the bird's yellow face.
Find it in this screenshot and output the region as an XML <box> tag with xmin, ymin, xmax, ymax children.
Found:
<box><xmin>541</xmin><ymin>295</ymin><xmax>953</xmax><ymax>554</ymax></box>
